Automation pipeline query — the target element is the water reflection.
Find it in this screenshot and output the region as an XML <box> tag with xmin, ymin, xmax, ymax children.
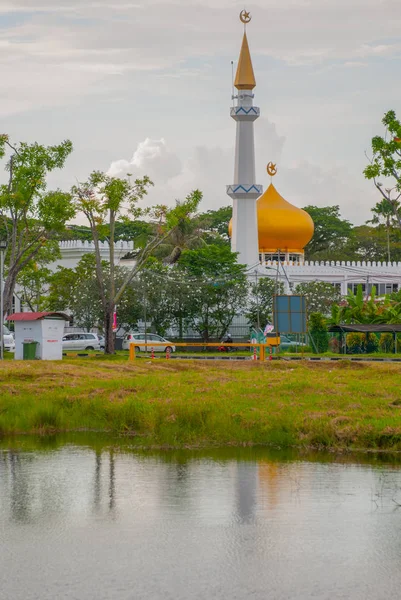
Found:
<box><xmin>1</xmin><ymin>441</ymin><xmax>401</xmax><ymax>600</ymax></box>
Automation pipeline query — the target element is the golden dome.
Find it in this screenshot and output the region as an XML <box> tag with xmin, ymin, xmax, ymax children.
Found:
<box><xmin>228</xmin><ymin>183</ymin><xmax>314</xmax><ymax>254</ymax></box>
<box><xmin>257</xmin><ymin>184</ymin><xmax>314</xmax><ymax>253</ymax></box>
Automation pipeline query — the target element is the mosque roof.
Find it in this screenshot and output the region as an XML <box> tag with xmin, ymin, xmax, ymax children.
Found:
<box><xmin>257</xmin><ymin>183</ymin><xmax>314</xmax><ymax>254</ymax></box>
<box><xmin>228</xmin><ymin>181</ymin><xmax>314</xmax><ymax>255</ymax></box>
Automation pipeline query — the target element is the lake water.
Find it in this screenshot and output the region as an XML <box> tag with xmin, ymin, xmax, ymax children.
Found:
<box><xmin>1</xmin><ymin>438</ymin><xmax>401</xmax><ymax>600</ymax></box>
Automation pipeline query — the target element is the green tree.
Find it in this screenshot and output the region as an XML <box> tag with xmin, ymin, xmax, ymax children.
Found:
<box><xmin>17</xmin><ymin>262</ymin><xmax>52</xmax><ymax>312</ymax></box>
<box><xmin>198</xmin><ymin>206</ymin><xmax>232</xmax><ymax>244</ymax></box>
<box><xmin>343</xmin><ymin>225</ymin><xmax>392</xmax><ymax>262</ymax></box>
<box><xmin>303</xmin><ymin>205</ymin><xmax>353</xmax><ymax>261</ymax></box>
<box><xmin>0</xmin><ymin>135</ymin><xmax>74</xmax><ymax>316</ymax></box>
<box><xmin>133</xmin><ymin>259</ymin><xmax>176</xmax><ymax>336</ymax></box>
<box><xmin>246</xmin><ymin>276</ymin><xmax>284</xmax><ymax>329</ymax></box>
<box><xmin>308</xmin><ymin>312</ymin><xmax>329</xmax><ymax>353</ymax></box>
<box><xmin>295</xmin><ymin>281</ymin><xmax>341</xmax><ymax>316</ymax></box>
<box><xmin>73</xmin><ymin>171</ymin><xmax>202</xmax><ymax>353</ymax></box>
<box><xmin>364</xmin><ymin>110</ymin><xmax>401</xmax><ymax>229</ymax></box>
<box><xmin>46</xmin><ymin>254</ymin><xmax>103</xmax><ymax>331</ymax></box>
<box><xmin>154</xmin><ymin>202</ymin><xmax>206</xmax><ymax>264</ymax></box>
<box><xmin>177</xmin><ymin>245</ymin><xmax>248</xmax><ymax>341</ymax></box>
<box><xmin>367</xmin><ymin>199</ymin><xmax>396</xmax><ymax>262</ymax></box>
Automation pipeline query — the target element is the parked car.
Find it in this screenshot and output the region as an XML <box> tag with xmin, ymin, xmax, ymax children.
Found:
<box><xmin>3</xmin><ymin>325</ymin><xmax>15</xmax><ymax>352</ymax></box>
<box><xmin>122</xmin><ymin>333</ymin><xmax>176</xmax><ymax>353</ymax></box>
<box><xmin>279</xmin><ymin>334</ymin><xmax>307</xmax><ymax>350</ymax></box>
<box><xmin>97</xmin><ymin>335</ymin><xmax>105</xmax><ymax>350</ymax></box>
<box><xmin>62</xmin><ymin>332</ymin><xmax>101</xmax><ymax>351</ymax></box>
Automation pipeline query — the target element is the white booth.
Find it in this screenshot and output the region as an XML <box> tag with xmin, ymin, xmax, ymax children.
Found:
<box><xmin>7</xmin><ymin>312</ymin><xmax>70</xmax><ymax>361</ymax></box>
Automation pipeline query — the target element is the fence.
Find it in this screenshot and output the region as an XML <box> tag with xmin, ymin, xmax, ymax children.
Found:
<box><xmin>128</xmin><ymin>340</ymin><xmax>281</xmax><ymax>362</ymax></box>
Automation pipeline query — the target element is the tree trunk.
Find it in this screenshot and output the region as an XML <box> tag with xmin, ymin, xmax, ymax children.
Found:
<box><xmin>2</xmin><ymin>269</ymin><xmax>18</xmax><ymax>317</ymax></box>
<box><xmin>104</xmin><ymin>302</ymin><xmax>115</xmax><ymax>354</ymax></box>
<box><xmin>387</xmin><ymin>219</ymin><xmax>391</xmax><ymax>263</ymax></box>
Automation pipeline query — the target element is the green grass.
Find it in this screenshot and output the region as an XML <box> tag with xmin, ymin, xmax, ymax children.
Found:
<box><xmin>2</xmin><ymin>359</ymin><xmax>401</xmax><ymax>451</ymax></box>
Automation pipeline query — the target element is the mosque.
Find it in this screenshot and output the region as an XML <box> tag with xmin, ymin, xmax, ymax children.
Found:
<box><xmin>12</xmin><ymin>11</ymin><xmax>401</xmax><ymax>316</ymax></box>
<box><xmin>226</xmin><ymin>11</ymin><xmax>401</xmax><ymax>296</ymax></box>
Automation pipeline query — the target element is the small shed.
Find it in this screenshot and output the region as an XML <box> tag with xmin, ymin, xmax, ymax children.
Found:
<box><xmin>328</xmin><ymin>324</ymin><xmax>401</xmax><ymax>354</ymax></box>
<box><xmin>7</xmin><ymin>312</ymin><xmax>71</xmax><ymax>361</ymax></box>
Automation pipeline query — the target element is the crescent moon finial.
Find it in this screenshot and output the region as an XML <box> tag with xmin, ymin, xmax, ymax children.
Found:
<box><xmin>239</xmin><ymin>10</ymin><xmax>251</xmax><ymax>24</ymax></box>
<box><xmin>267</xmin><ymin>162</ymin><xmax>278</xmax><ymax>177</ymax></box>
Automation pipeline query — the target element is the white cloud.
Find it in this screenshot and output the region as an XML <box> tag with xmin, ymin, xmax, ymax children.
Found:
<box><xmin>1</xmin><ymin>0</ymin><xmax>400</xmax><ymax>226</ymax></box>
<box><xmin>108</xmin><ymin>138</ymin><xmax>182</xmax><ymax>183</ymax></box>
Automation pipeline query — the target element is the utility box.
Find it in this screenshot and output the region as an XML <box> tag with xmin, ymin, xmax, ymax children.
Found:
<box><xmin>7</xmin><ymin>312</ymin><xmax>71</xmax><ymax>361</ymax></box>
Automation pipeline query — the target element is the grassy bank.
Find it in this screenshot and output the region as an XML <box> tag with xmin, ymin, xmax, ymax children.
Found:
<box><xmin>2</xmin><ymin>359</ymin><xmax>401</xmax><ymax>451</ymax></box>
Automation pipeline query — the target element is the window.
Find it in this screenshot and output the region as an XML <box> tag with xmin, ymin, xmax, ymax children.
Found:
<box><xmin>347</xmin><ymin>282</ymin><xmax>398</xmax><ymax>296</ymax></box>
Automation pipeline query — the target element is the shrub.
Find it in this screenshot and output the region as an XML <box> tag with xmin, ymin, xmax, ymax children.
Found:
<box><xmin>365</xmin><ymin>333</ymin><xmax>379</xmax><ymax>353</ymax></box>
<box><xmin>346</xmin><ymin>332</ymin><xmax>379</xmax><ymax>354</ymax></box>
<box><xmin>379</xmin><ymin>333</ymin><xmax>394</xmax><ymax>353</ymax></box>
<box><xmin>346</xmin><ymin>333</ymin><xmax>364</xmax><ymax>354</ymax></box>
<box><xmin>308</xmin><ymin>312</ymin><xmax>329</xmax><ymax>353</ymax></box>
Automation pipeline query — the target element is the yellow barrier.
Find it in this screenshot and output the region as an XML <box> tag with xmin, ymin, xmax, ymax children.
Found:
<box><xmin>128</xmin><ymin>340</ymin><xmax>281</xmax><ymax>362</ymax></box>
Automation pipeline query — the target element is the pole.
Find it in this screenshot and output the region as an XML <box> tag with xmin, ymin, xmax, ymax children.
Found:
<box><xmin>387</xmin><ymin>216</ymin><xmax>391</xmax><ymax>264</ymax></box>
<box><xmin>0</xmin><ymin>249</ymin><xmax>3</xmax><ymax>361</ymax></box>
<box><xmin>144</xmin><ymin>287</ymin><xmax>148</xmax><ymax>355</ymax></box>
<box><xmin>255</xmin><ymin>269</ymin><xmax>260</xmax><ymax>330</ymax></box>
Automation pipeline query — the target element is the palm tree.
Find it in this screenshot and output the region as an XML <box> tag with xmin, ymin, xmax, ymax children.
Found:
<box><xmin>154</xmin><ymin>205</ymin><xmax>206</xmax><ymax>264</ymax></box>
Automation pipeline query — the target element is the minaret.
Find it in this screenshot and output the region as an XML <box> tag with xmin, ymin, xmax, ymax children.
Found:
<box><xmin>227</xmin><ymin>11</ymin><xmax>262</xmax><ymax>268</ymax></box>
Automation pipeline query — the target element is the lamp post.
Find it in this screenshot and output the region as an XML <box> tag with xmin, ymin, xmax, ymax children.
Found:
<box><xmin>0</xmin><ymin>239</ymin><xmax>8</xmax><ymax>361</ymax></box>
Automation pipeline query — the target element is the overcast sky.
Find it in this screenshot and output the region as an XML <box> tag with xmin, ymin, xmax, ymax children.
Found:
<box><xmin>1</xmin><ymin>0</ymin><xmax>401</xmax><ymax>225</ymax></box>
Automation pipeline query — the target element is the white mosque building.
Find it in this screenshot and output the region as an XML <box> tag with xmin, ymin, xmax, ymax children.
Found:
<box><xmin>226</xmin><ymin>11</ymin><xmax>401</xmax><ymax>297</ymax></box>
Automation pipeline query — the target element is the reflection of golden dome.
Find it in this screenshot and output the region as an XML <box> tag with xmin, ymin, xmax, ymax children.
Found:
<box><xmin>228</xmin><ymin>183</ymin><xmax>314</xmax><ymax>254</ymax></box>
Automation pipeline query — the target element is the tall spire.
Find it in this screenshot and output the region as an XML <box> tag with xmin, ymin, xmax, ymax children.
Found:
<box><xmin>234</xmin><ymin>32</ymin><xmax>256</xmax><ymax>90</ymax></box>
<box><xmin>226</xmin><ymin>10</ymin><xmax>262</xmax><ymax>268</ymax></box>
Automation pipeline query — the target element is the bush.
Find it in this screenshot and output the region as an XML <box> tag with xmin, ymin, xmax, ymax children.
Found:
<box><xmin>346</xmin><ymin>332</ymin><xmax>379</xmax><ymax>354</ymax></box>
<box><xmin>346</xmin><ymin>333</ymin><xmax>364</xmax><ymax>354</ymax></box>
<box><xmin>365</xmin><ymin>333</ymin><xmax>379</xmax><ymax>353</ymax></box>
<box><xmin>284</xmin><ymin>344</ymin><xmax>312</xmax><ymax>353</ymax></box>
<box><xmin>308</xmin><ymin>312</ymin><xmax>329</xmax><ymax>353</ymax></box>
<box><xmin>379</xmin><ymin>333</ymin><xmax>394</xmax><ymax>353</ymax></box>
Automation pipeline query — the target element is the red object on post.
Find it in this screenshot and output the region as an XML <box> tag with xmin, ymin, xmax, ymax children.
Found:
<box><xmin>269</xmin><ymin>346</ymin><xmax>273</xmax><ymax>361</ymax></box>
<box><xmin>151</xmin><ymin>347</ymin><xmax>155</xmax><ymax>360</ymax></box>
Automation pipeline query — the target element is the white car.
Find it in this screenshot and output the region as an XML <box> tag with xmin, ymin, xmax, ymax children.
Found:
<box><xmin>122</xmin><ymin>333</ymin><xmax>176</xmax><ymax>353</ymax></box>
<box><xmin>62</xmin><ymin>332</ymin><xmax>101</xmax><ymax>351</ymax></box>
<box><xmin>3</xmin><ymin>325</ymin><xmax>15</xmax><ymax>352</ymax></box>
